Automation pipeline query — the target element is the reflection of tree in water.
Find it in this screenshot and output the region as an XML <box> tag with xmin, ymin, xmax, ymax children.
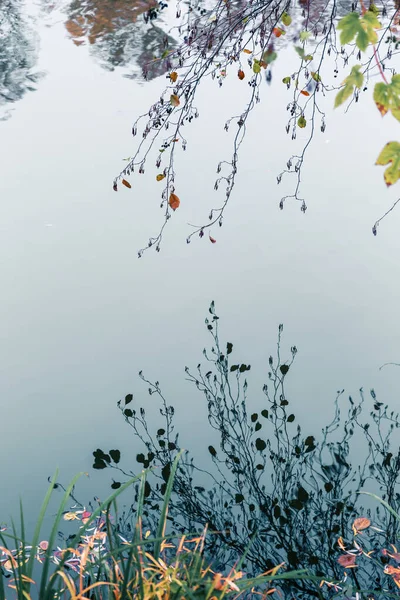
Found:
<box><xmin>65</xmin><ymin>0</ymin><xmax>177</xmax><ymax>79</ymax></box>
<box><xmin>0</xmin><ymin>0</ymin><xmax>42</xmax><ymax>120</ymax></box>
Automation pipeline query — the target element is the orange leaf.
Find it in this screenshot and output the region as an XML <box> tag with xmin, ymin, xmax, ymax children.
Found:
<box><xmin>122</xmin><ymin>179</ymin><xmax>132</xmax><ymax>189</ymax></box>
<box><xmin>273</xmin><ymin>27</ymin><xmax>284</xmax><ymax>37</ymax></box>
<box><xmin>156</xmin><ymin>174</ymin><xmax>165</xmax><ymax>181</ymax></box>
<box><xmin>243</xmin><ymin>49</ymin><xmax>252</xmax><ymax>54</ymax></box>
<box><xmin>238</xmin><ymin>69</ymin><xmax>245</xmax><ymax>80</ymax></box>
<box><xmin>352</xmin><ymin>517</ymin><xmax>370</xmax><ymax>533</ymax></box>
<box><xmin>213</xmin><ymin>573</ymin><xmax>224</xmax><ymax>590</ymax></box>
<box><xmin>170</xmin><ymin>94</ymin><xmax>180</xmax><ymax>107</ymax></box>
<box><xmin>209</xmin><ymin>235</ymin><xmax>216</xmax><ymax>243</ymax></box>
<box><xmin>169</xmin><ymin>193</ymin><xmax>180</xmax><ymax>211</ymax></box>
<box><xmin>300</xmin><ymin>90</ymin><xmax>310</xmax><ymax>96</ymax></box>
<box><xmin>169</xmin><ymin>71</ymin><xmax>178</xmax><ymax>82</ymax></box>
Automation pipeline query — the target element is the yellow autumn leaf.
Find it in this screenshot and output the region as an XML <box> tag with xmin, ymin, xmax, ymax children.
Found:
<box><xmin>169</xmin><ymin>71</ymin><xmax>178</xmax><ymax>82</ymax></box>
<box><xmin>243</xmin><ymin>49</ymin><xmax>252</xmax><ymax>54</ymax></box>
<box><xmin>63</xmin><ymin>512</ymin><xmax>80</xmax><ymax>521</ymax></box>
<box><xmin>156</xmin><ymin>174</ymin><xmax>166</xmax><ymax>181</ymax></box>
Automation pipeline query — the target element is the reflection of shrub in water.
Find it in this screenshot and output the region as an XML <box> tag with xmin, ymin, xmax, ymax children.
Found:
<box><xmin>0</xmin><ymin>0</ymin><xmax>42</xmax><ymax>120</ymax></box>
<box><xmin>94</xmin><ymin>302</ymin><xmax>400</xmax><ymax>598</ymax></box>
<box><xmin>64</xmin><ymin>0</ymin><xmax>175</xmax><ymax>79</ymax></box>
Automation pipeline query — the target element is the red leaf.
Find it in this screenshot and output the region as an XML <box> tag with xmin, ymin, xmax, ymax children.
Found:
<box><xmin>169</xmin><ymin>193</ymin><xmax>180</xmax><ymax>211</ymax></box>
<box><xmin>113</xmin><ymin>182</ymin><xmax>118</xmax><ymax>192</ymax></box>
<box><xmin>238</xmin><ymin>69</ymin><xmax>245</xmax><ymax>80</ymax></box>
<box><xmin>209</xmin><ymin>235</ymin><xmax>216</xmax><ymax>243</ymax></box>
<box><xmin>300</xmin><ymin>90</ymin><xmax>310</xmax><ymax>96</ymax></box>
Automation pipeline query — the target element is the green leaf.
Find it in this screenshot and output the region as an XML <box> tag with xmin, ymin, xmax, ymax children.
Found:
<box><xmin>282</xmin><ymin>76</ymin><xmax>291</xmax><ymax>85</ymax></box>
<box><xmin>311</xmin><ymin>71</ymin><xmax>321</xmax><ymax>82</ymax></box>
<box><xmin>374</xmin><ymin>75</ymin><xmax>400</xmax><ymax>120</ymax></box>
<box><xmin>282</xmin><ymin>12</ymin><xmax>292</xmax><ymax>26</ymax></box>
<box><xmin>253</xmin><ymin>60</ymin><xmax>261</xmax><ymax>73</ymax></box>
<box><xmin>299</xmin><ymin>30</ymin><xmax>311</xmax><ymax>41</ymax></box>
<box><xmin>376</xmin><ymin>142</ymin><xmax>400</xmax><ymax>186</ymax></box>
<box><xmin>337</xmin><ymin>11</ymin><xmax>381</xmax><ymax>51</ymax></box>
<box><xmin>262</xmin><ymin>49</ymin><xmax>277</xmax><ymax>63</ymax></box>
<box><xmin>295</xmin><ymin>46</ymin><xmax>305</xmax><ymax>58</ymax></box>
<box><xmin>334</xmin><ymin>65</ymin><xmax>364</xmax><ymax>108</ymax></box>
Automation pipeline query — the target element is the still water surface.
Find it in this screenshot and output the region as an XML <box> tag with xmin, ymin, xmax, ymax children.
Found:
<box><xmin>2</xmin><ymin>0</ymin><xmax>400</xmax><ymax>533</ymax></box>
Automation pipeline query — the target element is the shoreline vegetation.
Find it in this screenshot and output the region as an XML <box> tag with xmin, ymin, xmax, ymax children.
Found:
<box><xmin>3</xmin><ymin>461</ymin><xmax>400</xmax><ymax>599</ymax></box>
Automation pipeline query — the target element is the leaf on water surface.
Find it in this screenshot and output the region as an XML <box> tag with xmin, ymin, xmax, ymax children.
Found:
<box><xmin>169</xmin><ymin>193</ymin><xmax>180</xmax><ymax>210</ymax></box>
<box><xmin>352</xmin><ymin>517</ymin><xmax>370</xmax><ymax>533</ymax></box>
<box><xmin>376</xmin><ymin>142</ymin><xmax>400</xmax><ymax>186</ymax></box>
<box><xmin>63</xmin><ymin>512</ymin><xmax>80</xmax><ymax>521</ymax></box>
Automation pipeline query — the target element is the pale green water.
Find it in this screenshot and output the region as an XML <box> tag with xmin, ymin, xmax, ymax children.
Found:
<box><xmin>1</xmin><ymin>0</ymin><xmax>400</xmax><ymax>534</ymax></box>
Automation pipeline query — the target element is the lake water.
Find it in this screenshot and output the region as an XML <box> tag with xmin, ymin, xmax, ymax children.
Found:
<box><xmin>2</xmin><ymin>0</ymin><xmax>400</xmax><ymax>536</ymax></box>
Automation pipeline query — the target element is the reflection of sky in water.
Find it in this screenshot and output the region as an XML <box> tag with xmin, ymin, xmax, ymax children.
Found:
<box><xmin>1</xmin><ymin>0</ymin><xmax>400</xmax><ymax>534</ymax></box>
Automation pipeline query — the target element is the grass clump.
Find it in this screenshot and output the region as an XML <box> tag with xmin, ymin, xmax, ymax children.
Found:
<box><xmin>0</xmin><ymin>455</ymin><xmax>316</xmax><ymax>599</ymax></box>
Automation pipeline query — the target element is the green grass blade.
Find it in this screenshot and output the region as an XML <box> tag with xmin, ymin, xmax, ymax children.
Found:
<box><xmin>133</xmin><ymin>471</ymin><xmax>147</xmax><ymax>542</ymax></box>
<box><xmin>25</xmin><ymin>469</ymin><xmax>59</xmax><ymax>585</ymax></box>
<box><xmin>359</xmin><ymin>490</ymin><xmax>400</xmax><ymax>522</ymax></box>
<box><xmin>154</xmin><ymin>450</ymin><xmax>183</xmax><ymax>561</ymax></box>
<box><xmin>40</xmin><ymin>471</ymin><xmax>85</xmax><ymax>600</ymax></box>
